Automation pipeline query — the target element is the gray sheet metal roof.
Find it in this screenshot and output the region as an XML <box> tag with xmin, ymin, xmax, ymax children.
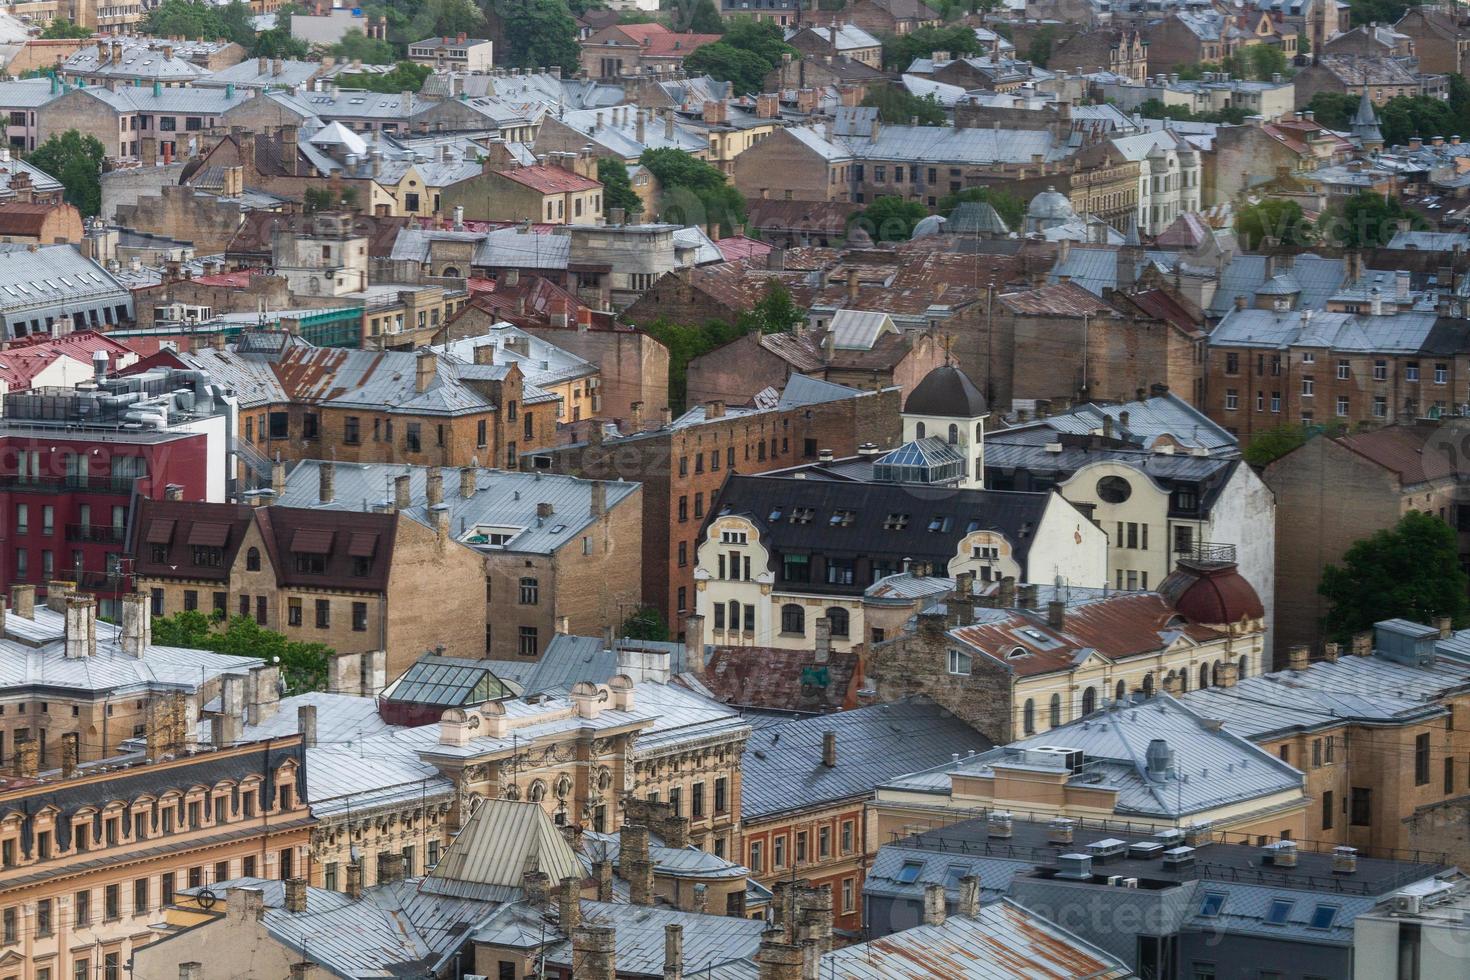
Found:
<box><xmin>277</xmin><ymin>460</ymin><xmax>639</xmax><ymax>556</ymax></box>
<box><xmin>0</xmin><ymin>244</ymin><xmax>131</xmax><ymax>319</ymax></box>
<box><xmin>429</xmin><ymin>797</ymin><xmax>583</xmax><ymax>888</ymax></box>
<box><xmin>0</xmin><ymin>79</ymin><xmax>64</xmax><ymax>110</ymax></box>
<box><xmin>543</xmin><ymin>901</ymin><xmax>767</xmax><ymax>974</ymax></box>
<box><xmin>560</xmin><ymin>106</ymin><xmax>709</xmax><ymax>157</ymax></box>
<box><xmin>1210</xmin><ymin>308</ymin><xmax>1442</xmax><ymax>354</ymax></box>
<box><xmin>822</xmin><ymin>898</ymin><xmax>1133</xmax><ymax>978</ymax></box>
<box><xmin>883</xmin><ymin>693</ymin><xmax>1302</xmax><ymax>819</ymax></box>
<box><xmin>483</xmin><ymin>634</ymin><xmax>689</xmax><ymax>694</ymax></box>
<box><xmin>741</xmin><ymin>697</ymin><xmax>992</xmax><ymax>820</ymax></box>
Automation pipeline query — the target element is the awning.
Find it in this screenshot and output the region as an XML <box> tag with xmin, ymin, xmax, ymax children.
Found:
<box><xmin>347</xmin><ymin>532</ymin><xmax>378</xmax><ymax>558</ymax></box>
<box><xmin>290</xmin><ymin>528</ymin><xmax>334</xmax><ymax>553</ymax></box>
<box><xmin>145</xmin><ymin>519</ymin><xmax>175</xmax><ymax>545</ymax></box>
<box><xmin>186</xmin><ymin>522</ymin><xmax>229</xmax><ymax>547</ymax></box>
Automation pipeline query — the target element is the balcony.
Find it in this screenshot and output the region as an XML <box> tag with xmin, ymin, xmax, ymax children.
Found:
<box><xmin>66</xmin><ymin>524</ymin><xmax>127</xmax><ymax>544</ymax></box>
<box><xmin>0</xmin><ymin>475</ymin><xmax>138</xmax><ymax>495</ymax></box>
<box><xmin>1181</xmin><ymin>541</ymin><xmax>1238</xmax><ymax>566</ymax></box>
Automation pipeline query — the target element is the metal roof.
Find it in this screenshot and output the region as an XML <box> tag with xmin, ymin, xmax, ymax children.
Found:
<box><xmin>277</xmin><ymin>460</ymin><xmax>640</xmax><ymax>557</ymax></box>
<box><xmin>822</xmin><ymin>898</ymin><xmax>1133</xmax><ymax>978</ymax></box>
<box><xmin>1210</xmin><ymin>308</ymin><xmax>1443</xmax><ymax>354</ymax></box>
<box><xmin>482</xmin><ymin>634</ymin><xmax>690</xmax><ymax>694</ymax></box>
<box><xmin>741</xmin><ymin>697</ymin><xmax>992</xmax><ymax>820</ymax></box>
<box><xmin>428</xmin><ymin>797</ymin><xmax>583</xmax><ymax>889</ymax></box>
<box><xmin>381</xmin><ymin>655</ymin><xmax>516</xmax><ymax>707</ymax></box>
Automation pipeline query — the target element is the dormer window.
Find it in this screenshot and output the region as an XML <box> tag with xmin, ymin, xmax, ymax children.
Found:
<box><xmin>293</xmin><ymin>553</ymin><xmax>326</xmax><ymax>574</ymax></box>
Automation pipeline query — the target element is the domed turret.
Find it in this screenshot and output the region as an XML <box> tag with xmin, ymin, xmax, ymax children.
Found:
<box><xmin>1025</xmin><ymin>186</ymin><xmax>1076</xmax><ymax>234</ymax></box>
<box><xmin>1159</xmin><ymin>557</ymin><xmax>1264</xmax><ymax>627</ymax></box>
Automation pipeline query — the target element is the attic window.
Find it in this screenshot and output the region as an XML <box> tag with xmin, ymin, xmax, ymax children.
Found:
<box><xmin>1308</xmin><ymin>905</ymin><xmax>1338</xmax><ymax>930</ymax></box>
<box><xmin>928</xmin><ymin>515</ymin><xmax>953</xmax><ymax>533</ymax></box>
<box><xmin>1265</xmin><ymin>899</ymin><xmax>1293</xmax><ymax>925</ymax></box>
<box><xmin>768</xmin><ymin>508</ymin><xmax>783</xmax><ymax>522</ymax></box>
<box><xmin>829</xmin><ymin>509</ymin><xmax>855</xmax><ymax>527</ymax></box>
<box><xmin>1199</xmin><ymin>892</ymin><xmax>1226</xmax><ymax>917</ymax></box>
<box><xmin>896</xmin><ymin>861</ymin><xmax>923</xmax><ymax>884</ymax></box>
<box><xmin>789</xmin><ymin>507</ymin><xmax>814</xmax><ymax>525</ymax></box>
<box><xmin>883</xmin><ymin>513</ymin><xmax>909</xmax><ymax>530</ymax></box>
<box><xmin>1007</xmin><ymin>647</ymin><xmax>1028</xmax><ymax>659</ymax></box>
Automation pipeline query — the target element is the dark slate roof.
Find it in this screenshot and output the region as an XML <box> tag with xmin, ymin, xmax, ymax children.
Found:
<box><xmin>740</xmin><ymin>697</ymin><xmax>991</xmax><ymax>819</ymax></box>
<box><xmin>130</xmin><ymin>498</ymin><xmax>257</xmax><ymax>583</ymax></box>
<box><xmin>710</xmin><ymin>475</ymin><xmax>1051</xmax><ymax>573</ymax></box>
<box><xmin>903</xmin><ymin>364</ymin><xmax>988</xmax><ymax>417</ymax></box>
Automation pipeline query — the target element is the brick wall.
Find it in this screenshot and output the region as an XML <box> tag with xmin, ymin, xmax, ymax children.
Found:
<box><xmin>522</xmin><ymin>323</ymin><xmax>670</xmax><ymax>424</ymax></box>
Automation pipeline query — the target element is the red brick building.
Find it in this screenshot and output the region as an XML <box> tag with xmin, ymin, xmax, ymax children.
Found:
<box><xmin>526</xmin><ymin>377</ymin><xmax>901</xmax><ymax>631</ymax></box>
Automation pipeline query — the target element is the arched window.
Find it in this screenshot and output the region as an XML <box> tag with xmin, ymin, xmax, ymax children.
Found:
<box><xmin>781</xmin><ymin>604</ymin><xmax>805</xmax><ymax>635</ymax></box>
<box><xmin>1023</xmin><ymin>698</ymin><xmax>1036</xmax><ymax>735</ymax></box>
<box><xmin>527</xmin><ymin>780</ymin><xmax>547</xmax><ymax>803</ymax></box>
<box><xmin>1115</xmin><ymin>680</ymin><xmax>1127</xmax><ymax>703</ymax></box>
<box><xmin>1237</xmin><ymin>655</ymin><xmax>1249</xmax><ymax>680</ymax></box>
<box><xmin>727</xmin><ymin>600</ymin><xmax>740</xmax><ymax>632</ymax></box>
<box><xmin>1143</xmin><ymin>673</ymin><xmax>1155</xmax><ymax>696</ymax></box>
<box><xmin>1081</xmin><ymin>687</ymin><xmax>1097</xmax><ymax>715</ymax></box>
<box><xmin>1199</xmin><ymin>663</ymin><xmax>1211</xmax><ymax>689</ymax></box>
<box><xmin>246</xmin><ymin>547</ymin><xmax>260</xmax><ymax>571</ymax></box>
<box><xmin>1178</xmin><ymin>671</ymin><xmax>1188</xmax><ymax>694</ymax></box>
<box><xmin>915</xmin><ymin>421</ymin><xmax>926</xmax><ymax>439</ymax></box>
<box><xmin>976</xmin><ymin>422</ymin><xmax>984</xmax><ymax>440</ymax></box>
<box><xmin>947</xmin><ymin>423</ymin><xmax>959</xmax><ymax>445</ymax></box>
<box><xmin>442</xmin><ymin>266</ymin><xmax>461</xmax><ymax>277</ymax></box>
<box><xmin>1049</xmin><ymin>693</ymin><xmax>1062</xmax><ymax>728</ymax></box>
<box><xmin>825</xmin><ymin>607</ymin><xmax>850</xmax><ymax>638</ymax></box>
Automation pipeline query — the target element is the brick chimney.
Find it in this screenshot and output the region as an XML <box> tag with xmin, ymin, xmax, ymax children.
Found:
<box><xmin>394</xmin><ymin>474</ymin><xmax>411</xmax><ymax>511</ymax></box>
<box><xmin>9</xmin><ymin>585</ymin><xmax>32</xmax><ymax>620</ymax></box>
<box><xmin>558</xmin><ymin>875</ymin><xmax>581</xmax><ymax>932</ymax></box>
<box><xmin>297</xmin><ymin>704</ymin><xmax>317</xmax><ymax>747</ymax></box>
<box><xmin>415</xmin><ymin>350</ymin><xmax>436</xmax><ymax>393</ymax></box>
<box><xmin>64</xmin><ymin>593</ymin><xmax>97</xmax><ymax>659</ymax></box>
<box><xmin>822</xmin><ymin>730</ymin><xmax>837</xmax><ymax>768</ymax></box>
<box><xmin>594</xmin><ymin>858</ymin><xmax>614</xmax><ymax>901</ymax></box>
<box><xmin>284</xmin><ymin>877</ymin><xmax>307</xmax><ymax>913</ymax></box>
<box><xmin>1351</xmin><ymin>631</ymin><xmax>1373</xmax><ymax>656</ymax></box>
<box><xmin>756</xmin><ymin>930</ymin><xmax>806</xmax><ymax>980</ymax></box>
<box><xmin>214</xmin><ymin>673</ymin><xmax>245</xmax><ymax>746</ymax></box>
<box><xmin>120</xmin><ymin>591</ymin><xmax>151</xmax><ymax>657</ymax></box>
<box><xmin>922</xmin><ymin>882</ymin><xmax>946</xmax><ymax>926</ymax></box>
<box><xmin>683</xmin><ymin>614</ymin><xmax>704</xmax><ymax>675</ymax></box>
<box><xmin>1287</xmin><ymin>644</ymin><xmax>1310</xmax><ymax>670</ymax></box>
<box><xmin>620</xmin><ymin>823</ymin><xmax>655</xmax><ymax>905</ymax></box>
<box><xmin>14</xmin><ymin>737</ymin><xmax>37</xmax><ymax>778</ymax></box>
<box><xmin>426</xmin><ymin>468</ymin><xmax>443</xmax><ymax>508</ymax></box>
<box><xmin>664</xmin><ymin>923</ymin><xmax>684</xmax><ymax>980</ymax></box>
<box><xmin>1215</xmin><ymin>661</ymin><xmax>1239</xmax><ymax>688</ymax></box>
<box><xmin>319</xmin><ymin>461</ymin><xmax>335</xmax><ymax>504</ymax></box>
<box><xmin>345</xmin><ymin>861</ymin><xmax>363</xmax><ymax>899</ymax></box>
<box><xmin>1436</xmin><ymin>616</ymin><xmax>1454</xmax><ymax>639</ymax></box>
<box><xmin>1047</xmin><ymin>599</ymin><xmax>1066</xmax><ymax>629</ymax></box>
<box><xmin>61</xmin><ymin>732</ymin><xmax>79</xmax><ymax>778</ymax></box>
<box><xmin>572</xmin><ymin>925</ymin><xmax>616</xmax><ymax>980</ymax></box>
<box><xmin>46</xmin><ymin>581</ymin><xmax>74</xmax><ymax>613</ymax></box>
<box><xmin>958</xmin><ymin>875</ymin><xmax>980</xmax><ymax>917</ymax></box>
<box><xmin>523</xmin><ymin>870</ymin><xmax>551</xmax><ymax>908</ymax></box>
<box><xmin>378</xmin><ymin>851</ymin><xmax>404</xmax><ymax>884</ymax></box>
<box><xmin>460</xmin><ymin>464</ymin><xmax>477</xmax><ymax>499</ymax></box>
<box><xmin>590</xmin><ymin>480</ymin><xmax>606</xmax><ymax>518</ymax></box>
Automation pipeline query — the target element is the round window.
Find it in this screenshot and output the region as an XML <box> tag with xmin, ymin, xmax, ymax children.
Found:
<box><xmin>1096</xmin><ymin>476</ymin><xmax>1132</xmax><ymax>504</ymax></box>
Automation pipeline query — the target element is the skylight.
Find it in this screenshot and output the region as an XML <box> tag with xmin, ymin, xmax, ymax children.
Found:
<box><xmin>1308</xmin><ymin>905</ymin><xmax>1337</xmax><ymax>930</ymax></box>
<box><xmin>896</xmin><ymin>861</ymin><xmax>923</xmax><ymax>884</ymax></box>
<box><xmin>1265</xmin><ymin>899</ymin><xmax>1293</xmax><ymax>925</ymax></box>
<box><xmin>1199</xmin><ymin>892</ymin><xmax>1226</xmax><ymax>917</ymax></box>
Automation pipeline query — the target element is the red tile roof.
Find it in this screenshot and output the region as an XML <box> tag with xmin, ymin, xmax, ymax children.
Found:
<box><xmin>609</xmin><ymin>24</ymin><xmax>723</xmax><ymax>57</ymax></box>
<box><xmin>951</xmin><ymin>593</ymin><xmax>1225</xmax><ymax>677</ymax></box>
<box><xmin>715</xmin><ymin>235</ymin><xmax>773</xmax><ymax>262</ymax></box>
<box><xmin>498</xmin><ymin>165</ymin><xmax>601</xmax><ymax>194</ymax></box>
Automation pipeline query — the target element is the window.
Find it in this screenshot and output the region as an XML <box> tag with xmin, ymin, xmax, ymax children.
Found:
<box><xmin>315</xmin><ymin>599</ymin><xmax>330</xmax><ymax>629</ymax></box>
<box><xmin>1436</xmin><ymin>363</ymin><xmax>1448</xmax><ymax>384</ymax></box>
<box><xmin>246</xmin><ymin>547</ymin><xmax>260</xmax><ymax>571</ymax></box>
<box><xmin>1374</xmin><ymin>396</ymin><xmax>1387</xmax><ymax>418</ymax></box>
<box><xmin>782</xmin><ymin>553</ymin><xmax>810</xmax><ymax>582</ymax></box>
<box><xmin>1264</xmin><ymin>899</ymin><xmax>1293</xmax><ymax>925</ymax></box>
<box><xmin>1374</xmin><ymin>360</ymin><xmax>1388</xmax><ymax>381</ymax></box>
<box><xmin>519</xmin><ymin>577</ymin><xmax>539</xmax><ymax>604</ymax></box>
<box><xmin>352</xmin><ymin>601</ymin><xmax>368</xmax><ymax>632</ymax></box>
<box><xmin>75</xmin><ymin>889</ymin><xmax>90</xmax><ymax>926</ymax></box>
<box><xmin>948</xmin><ymin>649</ymin><xmax>971</xmax><ymax>675</ymax></box>
<box><xmin>1199</xmin><ymin>892</ymin><xmax>1225</xmax><ymax>917</ymax></box>
<box><xmin>1416</xmin><ymin>732</ymin><xmax>1431</xmax><ymax>785</ymax></box>
<box><xmin>749</xmin><ymin>841</ymin><xmax>763</xmax><ymax>872</ymax></box>
<box><xmin>1350</xmin><ymin>787</ymin><xmax>1372</xmax><ymax>825</ymax></box>
<box><xmin>519</xmin><ymin>626</ymin><xmax>538</xmax><ymax>656</ymax></box>
<box><xmin>134</xmin><ymin>877</ymin><xmax>149</xmax><ymax>913</ymax></box>
<box><xmin>825</xmin><ymin>559</ymin><xmax>854</xmax><ymax>585</ymax></box>
<box><xmin>841</xmin><ymin>821</ymin><xmax>854</xmax><ymax>853</ymax></box>
<box><xmin>269</xmin><ymin>412</ymin><xmax>288</xmax><ymax>439</ymax></box>
<box><xmin>36</xmin><ymin>898</ymin><xmax>51</xmax><ymax>937</ymax></box>
<box><xmin>1322</xmin><ymin>789</ymin><xmax>1334</xmax><ymax>830</ymax></box>
<box><xmin>1225</xmin><ymin>352</ymin><xmax>1239</xmax><ymax>374</ymax></box>
<box><xmin>183</xmin><ymin>590</ymin><xmax>198</xmax><ymax>612</ymax></box>
<box><xmin>288</xmin><ymin>597</ymin><xmax>302</xmax><ymax>627</ymax></box>
<box><xmin>293</xmin><ymin>552</ymin><xmax>326</xmax><ymax>574</ymax></box>
<box><xmin>405</xmin><ymin>423</ymin><xmax>422</xmax><ymax>453</ymax></box>
<box><xmin>896</xmin><ymin>861</ymin><xmax>923</xmax><ymax>884</ymax></box>
<box><xmin>1302</xmin><ymin>377</ymin><xmax>1314</xmax><ymax>396</ymax></box>
<box><xmin>826</xmin><ymin>607</ymin><xmax>850</xmax><ymax>638</ymax></box>
<box><xmin>1023</xmin><ymin>698</ymin><xmax>1035</xmax><ymax>734</ymax></box>
<box><xmin>1308</xmin><ymin>905</ymin><xmax>1338</xmax><ymax>930</ymax></box>
<box><xmin>1225</xmin><ymin>389</ymin><xmax>1238</xmax><ymax>411</ymax></box>
<box><xmin>882</xmin><ymin>512</ymin><xmax>910</xmax><ymax>530</ymax></box>
<box><xmin>714</xmin><ymin>777</ymin><xmax>727</xmax><ymax>813</ymax></box>
<box><xmin>841</xmin><ymin>878</ymin><xmax>854</xmax><ymax>913</ymax></box>
<box><xmin>1447</xmin><ymin>756</ymin><xmax>1456</xmax><ymax>795</ymax></box>
<box><xmin>344</xmin><ymin>416</ymin><xmax>360</xmax><ymax>444</ymax></box>
<box><xmin>1336</xmin><ymin>395</ymin><xmax>1349</xmax><ymax>416</ymax></box>
<box><xmin>781</xmin><ymin>604</ymin><xmax>805</xmax><ymax>635</ymax></box>
<box><xmin>1336</xmin><ymin>359</ymin><xmax>1350</xmax><ymax>380</ymax></box>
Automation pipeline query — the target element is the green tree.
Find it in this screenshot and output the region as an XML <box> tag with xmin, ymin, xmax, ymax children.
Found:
<box><xmin>736</xmin><ymin>281</ymin><xmax>806</xmax><ymax>334</ymax></box>
<box><xmin>330</xmin><ymin>28</ymin><xmax>397</xmax><ymax>64</ymax></box>
<box><xmin>1245</xmin><ymin>44</ymin><xmax>1289</xmax><ymax>81</ymax></box>
<box><xmin>1236</xmin><ymin>198</ymin><xmax>1313</xmax><ymax>250</ymax></box>
<box><xmin>27</xmin><ymin>130</ymin><xmax>105</xmax><ymax>217</ymax></box>
<box><xmin>1136</xmin><ymin>97</ymin><xmax>1251</xmax><ymax>125</ymax></box>
<box><xmin>304</xmin><ymin>184</ymin><xmax>359</xmax><ymax>211</ymax></box>
<box><xmin>1318</xmin><ymin>191</ymin><xmax>1425</xmax><ymax>249</ymax></box>
<box><xmin>1305</xmin><ymin>91</ymin><xmax>1361</xmax><ymax>130</ymax></box>
<box><xmin>1319</xmin><ymin>511</ymin><xmax>1470</xmax><ymax>641</ymax></box>
<box><xmin>720</xmin><ymin>18</ymin><xmax>794</xmax><ymax>64</ymax></box>
<box><xmin>1243</xmin><ymin>423</ymin><xmax>1312</xmax><ymax>467</ymax></box>
<box><xmin>681</xmin><ymin>0</ymin><xmax>723</xmax><ymax>32</ymax></box>
<box><xmin>154</xmin><ymin>611</ymin><xmax>334</xmax><ymax>693</ymax></box>
<box><xmin>1378</xmin><ymin>94</ymin><xmax>1459</xmax><ymax>147</ymax></box>
<box><xmin>339</xmin><ymin>60</ymin><xmax>431</xmax><ymax>92</ymax></box>
<box><xmin>597</xmin><ymin>157</ymin><xmax>642</xmax><ymax>216</ymax></box>
<box><xmin>881</xmin><ymin>25</ymin><xmax>982</xmax><ymax>70</ymax></box>
<box><xmin>620</xmin><ymin>606</ymin><xmax>670</xmax><ymax>641</ymax></box>
<box><xmin>1026</xmin><ymin>25</ymin><xmax>1056</xmax><ymax>66</ymax></box>
<box><xmin>639</xmin><ymin>316</ymin><xmax>749</xmax><ymax>411</ymax></box>
<box><xmin>681</xmin><ymin>43</ymin><xmax>773</xmax><ymax>94</ymax></box>
<box><xmin>861</xmin><ymin>84</ymin><xmax>946</xmax><ymax>125</ymax></box>
<box><xmin>40</xmin><ymin>18</ymin><xmax>92</xmax><ymax>38</ymax></box>
<box><xmin>937</xmin><ymin>186</ymin><xmax>1025</xmax><ymax>229</ymax></box>
<box><xmin>639</xmin><ymin>147</ymin><xmax>746</xmax><ymax>236</ymax></box>
<box><xmin>144</xmin><ymin>0</ymin><xmax>223</xmax><ymax>39</ymax></box>
<box><xmin>1347</xmin><ymin>0</ymin><xmax>1420</xmax><ymax>26</ymax></box>
<box><xmin>250</xmin><ymin>4</ymin><xmax>310</xmax><ymax>59</ymax></box>
<box><xmin>424</xmin><ymin>0</ymin><xmax>484</xmax><ymax>36</ymax></box>
<box><xmin>854</xmin><ymin>195</ymin><xmax>928</xmax><ymax>241</ymax></box>
<box><xmin>501</xmin><ymin>0</ymin><xmax>581</xmax><ymax>71</ymax></box>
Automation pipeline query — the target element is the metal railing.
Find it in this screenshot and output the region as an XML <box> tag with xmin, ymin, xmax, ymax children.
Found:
<box><xmin>65</xmin><ymin>524</ymin><xmax>126</xmax><ymax>544</ymax></box>
<box><xmin>0</xmin><ymin>475</ymin><xmax>137</xmax><ymax>494</ymax></box>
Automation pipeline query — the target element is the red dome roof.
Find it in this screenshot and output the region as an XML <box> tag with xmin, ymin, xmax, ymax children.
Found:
<box><xmin>1159</xmin><ymin>560</ymin><xmax>1264</xmax><ymax>626</ymax></box>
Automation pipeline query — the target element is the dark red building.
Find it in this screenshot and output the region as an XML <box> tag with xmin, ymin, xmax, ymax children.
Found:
<box><xmin>0</xmin><ymin>367</ymin><xmax>231</xmax><ymax>616</ymax></box>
